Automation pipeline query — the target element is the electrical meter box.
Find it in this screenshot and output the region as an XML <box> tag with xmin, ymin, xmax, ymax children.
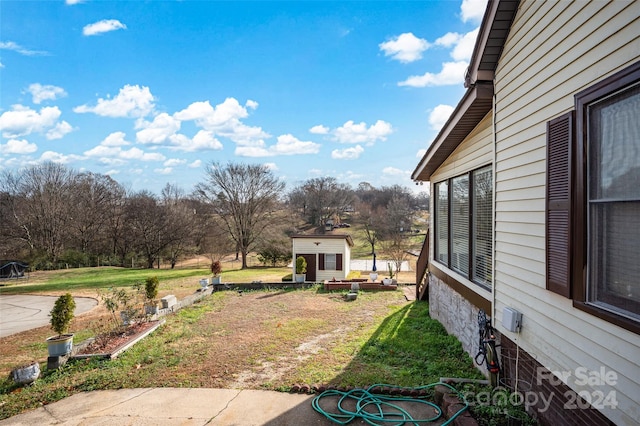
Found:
<box><xmin>502</xmin><ymin>307</ymin><xmax>522</xmax><ymax>332</ymax></box>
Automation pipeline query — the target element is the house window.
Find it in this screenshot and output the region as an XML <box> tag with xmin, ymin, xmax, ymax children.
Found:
<box><xmin>472</xmin><ymin>166</ymin><xmax>493</xmax><ymax>285</ymax></box>
<box><xmin>325</xmin><ymin>254</ymin><xmax>337</xmax><ymax>270</ymax></box>
<box><xmin>434</xmin><ymin>166</ymin><xmax>493</xmax><ymax>288</ymax></box>
<box><xmin>435</xmin><ymin>181</ymin><xmax>449</xmax><ymax>264</ymax></box>
<box><xmin>582</xmin><ymin>68</ymin><xmax>640</xmax><ymax>322</ymax></box>
<box><xmin>548</xmin><ymin>61</ymin><xmax>640</xmax><ymax>333</ymax></box>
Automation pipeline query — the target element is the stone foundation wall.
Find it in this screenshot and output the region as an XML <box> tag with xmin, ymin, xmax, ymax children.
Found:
<box><xmin>429</xmin><ymin>273</ymin><xmax>614</xmax><ymax>426</ymax></box>
<box><xmin>428</xmin><ymin>273</ymin><xmax>482</xmax><ymax>370</ymax></box>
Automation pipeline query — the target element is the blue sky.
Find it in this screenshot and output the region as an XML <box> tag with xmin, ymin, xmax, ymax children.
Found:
<box><xmin>0</xmin><ymin>0</ymin><xmax>486</xmax><ymax>195</ymax></box>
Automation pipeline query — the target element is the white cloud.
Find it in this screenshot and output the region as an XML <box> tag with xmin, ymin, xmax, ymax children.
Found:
<box><xmin>264</xmin><ymin>162</ymin><xmax>278</xmax><ymax>171</ymax></box>
<box><xmin>39</xmin><ymin>151</ymin><xmax>80</xmax><ymax>164</ymax></box>
<box><xmin>234</xmin><ymin>145</ymin><xmax>269</xmax><ymax>157</ymax></box>
<box><xmin>164</xmin><ymin>158</ymin><xmax>186</xmax><ymax>167</ymax></box>
<box><xmin>416</xmin><ymin>148</ymin><xmax>427</xmax><ymax>158</ymax></box>
<box><xmin>188</xmin><ymin>130</ymin><xmax>223</xmax><ymax>151</ymax></box>
<box><xmin>450</xmin><ymin>28</ymin><xmax>479</xmax><ymax>61</ymax></box>
<box><xmin>333</xmin><ymin>120</ymin><xmax>393</xmax><ymax>145</ymax></box>
<box><xmin>382</xmin><ymin>166</ymin><xmax>409</xmax><ymax>177</ymax></box>
<box><xmin>154</xmin><ymin>167</ymin><xmax>172</xmax><ymax>175</ymax></box>
<box><xmin>0</xmin><ymin>104</ymin><xmax>71</xmax><ymax>139</ymax></box>
<box><xmin>83</xmin><ymin>19</ymin><xmax>127</xmax><ymax>36</ymax></box>
<box><xmin>0</xmin><ymin>61</ymin><xmax>4</xmax><ymax>68</ymax></box>
<box><xmin>245</xmin><ymin>100</ymin><xmax>259</xmax><ymax>109</ymax></box>
<box><xmin>188</xmin><ymin>159</ymin><xmax>202</xmax><ymax>168</ymax></box>
<box><xmin>102</xmin><ymin>131</ymin><xmax>130</xmax><ymax>146</ymax></box>
<box><xmin>135</xmin><ymin>113</ymin><xmax>181</xmax><ymax>145</ymax></box>
<box><xmin>46</xmin><ymin>120</ymin><xmax>74</xmax><ymax>140</ymax></box>
<box><xmin>331</xmin><ymin>145</ymin><xmax>364</xmax><ymax>160</ymax></box>
<box><xmin>310</xmin><ymin>125</ymin><xmax>329</xmax><ymax>135</ymax></box>
<box><xmin>27</xmin><ymin>83</ymin><xmax>67</xmax><ymax>104</ymax></box>
<box><xmin>461</xmin><ymin>0</ymin><xmax>487</xmax><ymax>24</ymax></box>
<box><xmin>0</xmin><ymin>138</ymin><xmax>37</xmax><ymax>154</ymax></box>
<box><xmin>379</xmin><ymin>32</ymin><xmax>430</xmax><ymax>63</ymax></box>
<box><xmin>175</xmin><ymin>97</ymin><xmax>269</xmax><ymax>146</ymax></box>
<box><xmin>429</xmin><ymin>104</ymin><xmax>455</xmax><ymax>130</ymax></box>
<box><xmin>0</xmin><ymin>41</ymin><xmax>47</xmax><ymax>56</ymax></box>
<box><xmin>66</xmin><ymin>0</ymin><xmax>84</xmax><ymax>4</ymax></box>
<box><xmin>435</xmin><ymin>32</ymin><xmax>462</xmax><ymax>48</ymax></box>
<box><xmin>74</xmin><ymin>84</ymin><xmax>155</xmax><ymax>118</ymax></box>
<box><xmin>398</xmin><ymin>61</ymin><xmax>468</xmax><ymax>87</ymax></box>
<box><xmin>268</xmin><ymin>134</ymin><xmax>320</xmax><ymax>155</ymax></box>
<box><xmin>85</xmin><ymin>133</ymin><xmax>165</xmax><ymax>163</ymax></box>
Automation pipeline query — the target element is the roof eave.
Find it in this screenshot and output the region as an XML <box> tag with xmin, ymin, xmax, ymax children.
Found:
<box><xmin>411</xmin><ymin>82</ymin><xmax>493</xmax><ymax>182</ymax></box>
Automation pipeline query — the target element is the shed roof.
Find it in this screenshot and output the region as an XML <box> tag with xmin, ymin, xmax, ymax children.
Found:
<box><xmin>291</xmin><ymin>234</ymin><xmax>355</xmax><ymax>247</ymax></box>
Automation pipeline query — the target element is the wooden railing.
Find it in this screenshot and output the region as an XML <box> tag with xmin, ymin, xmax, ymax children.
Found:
<box><xmin>415</xmin><ymin>228</ymin><xmax>430</xmax><ymax>301</ymax></box>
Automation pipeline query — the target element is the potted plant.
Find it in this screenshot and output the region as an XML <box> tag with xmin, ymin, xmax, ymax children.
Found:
<box><xmin>383</xmin><ymin>264</ymin><xmax>394</xmax><ymax>285</ymax></box>
<box><xmin>295</xmin><ymin>256</ymin><xmax>307</xmax><ymax>283</ymax></box>
<box><xmin>210</xmin><ymin>260</ymin><xmax>222</xmax><ymax>284</ymax></box>
<box><xmin>47</xmin><ymin>293</ymin><xmax>76</xmax><ymax>357</ymax></box>
<box><xmin>144</xmin><ymin>276</ymin><xmax>159</xmax><ymax>315</ymax></box>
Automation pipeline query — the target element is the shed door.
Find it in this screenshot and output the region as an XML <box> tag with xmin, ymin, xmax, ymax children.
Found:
<box><xmin>300</xmin><ymin>254</ymin><xmax>316</xmax><ymax>281</ymax></box>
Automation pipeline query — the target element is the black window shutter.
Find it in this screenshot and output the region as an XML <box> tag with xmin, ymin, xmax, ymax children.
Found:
<box><xmin>319</xmin><ymin>254</ymin><xmax>325</xmax><ymax>270</ymax></box>
<box><xmin>336</xmin><ymin>254</ymin><xmax>343</xmax><ymax>271</ymax></box>
<box><xmin>546</xmin><ymin>111</ymin><xmax>574</xmax><ymax>298</ymax></box>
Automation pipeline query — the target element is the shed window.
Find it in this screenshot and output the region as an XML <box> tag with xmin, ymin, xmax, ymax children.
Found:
<box><xmin>325</xmin><ymin>254</ymin><xmax>337</xmax><ymax>270</ymax></box>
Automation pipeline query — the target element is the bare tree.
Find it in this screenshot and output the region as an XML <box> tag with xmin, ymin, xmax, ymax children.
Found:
<box><xmin>195</xmin><ymin>162</ymin><xmax>285</xmax><ymax>269</ymax></box>
<box><xmin>288</xmin><ymin>177</ymin><xmax>354</xmax><ymax>227</ymax></box>
<box><xmin>161</xmin><ymin>183</ymin><xmax>199</xmax><ymax>269</ymax></box>
<box><xmin>2</xmin><ymin>163</ymin><xmax>76</xmax><ymax>265</ymax></box>
<box><xmin>125</xmin><ymin>191</ymin><xmax>168</xmax><ymax>269</ymax></box>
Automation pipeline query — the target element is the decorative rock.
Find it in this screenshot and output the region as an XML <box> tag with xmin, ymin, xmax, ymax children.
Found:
<box><xmin>11</xmin><ymin>362</ymin><xmax>40</xmax><ymax>385</ymax></box>
<box><xmin>161</xmin><ymin>295</ymin><xmax>177</xmax><ymax>309</ymax></box>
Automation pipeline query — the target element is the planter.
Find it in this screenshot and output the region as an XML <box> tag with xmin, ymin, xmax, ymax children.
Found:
<box><xmin>46</xmin><ymin>334</ymin><xmax>74</xmax><ymax>357</ymax></box>
<box><xmin>369</xmin><ymin>273</ymin><xmax>378</xmax><ymax>282</ymax></box>
<box><xmin>295</xmin><ymin>274</ymin><xmax>306</xmax><ymax>283</ymax></box>
<box><xmin>211</xmin><ymin>276</ymin><xmax>221</xmax><ymax>285</ymax></box>
<box><xmin>11</xmin><ymin>362</ymin><xmax>40</xmax><ymax>385</ymax></box>
<box><xmin>350</xmin><ymin>282</ymin><xmax>360</xmax><ymax>291</ymax></box>
<box><xmin>145</xmin><ymin>305</ymin><xmax>159</xmax><ymax>315</ymax></box>
<box><xmin>200</xmin><ymin>278</ymin><xmax>209</xmax><ymax>289</ymax></box>
<box><xmin>382</xmin><ymin>278</ymin><xmax>393</xmax><ymax>285</ymax></box>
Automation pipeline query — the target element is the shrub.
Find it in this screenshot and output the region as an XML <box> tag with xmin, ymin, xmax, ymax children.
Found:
<box><xmin>50</xmin><ymin>293</ymin><xmax>76</xmax><ymax>336</ymax></box>
<box><xmin>210</xmin><ymin>261</ymin><xmax>222</xmax><ymax>277</ymax></box>
<box><xmin>144</xmin><ymin>276</ymin><xmax>159</xmax><ymax>302</ymax></box>
<box><xmin>295</xmin><ymin>256</ymin><xmax>307</xmax><ymax>274</ymax></box>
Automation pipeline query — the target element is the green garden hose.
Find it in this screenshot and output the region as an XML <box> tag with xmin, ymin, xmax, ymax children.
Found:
<box><xmin>311</xmin><ymin>382</ymin><xmax>468</xmax><ymax>426</ymax></box>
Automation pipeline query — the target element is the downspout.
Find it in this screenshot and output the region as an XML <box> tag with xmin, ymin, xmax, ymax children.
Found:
<box><xmin>491</xmin><ymin>84</ymin><xmax>497</xmax><ymax>324</ymax></box>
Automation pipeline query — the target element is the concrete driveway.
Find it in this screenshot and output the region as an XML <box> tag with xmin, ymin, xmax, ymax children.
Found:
<box><xmin>0</xmin><ymin>295</ymin><xmax>98</xmax><ymax>338</ymax></box>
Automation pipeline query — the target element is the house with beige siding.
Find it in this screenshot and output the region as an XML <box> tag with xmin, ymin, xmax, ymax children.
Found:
<box><xmin>412</xmin><ymin>1</ymin><xmax>639</xmax><ymax>425</ymax></box>
<box><xmin>291</xmin><ymin>234</ymin><xmax>354</xmax><ymax>282</ymax></box>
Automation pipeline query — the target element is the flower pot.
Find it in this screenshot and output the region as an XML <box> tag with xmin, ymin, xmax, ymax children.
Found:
<box><xmin>11</xmin><ymin>362</ymin><xmax>40</xmax><ymax>385</ymax></box>
<box><xmin>295</xmin><ymin>274</ymin><xmax>306</xmax><ymax>283</ymax></box>
<box><xmin>211</xmin><ymin>276</ymin><xmax>221</xmax><ymax>285</ymax></box>
<box><xmin>369</xmin><ymin>273</ymin><xmax>378</xmax><ymax>282</ymax></box>
<box><xmin>382</xmin><ymin>278</ymin><xmax>393</xmax><ymax>285</ymax></box>
<box><xmin>145</xmin><ymin>304</ymin><xmax>159</xmax><ymax>315</ymax></box>
<box><xmin>350</xmin><ymin>282</ymin><xmax>360</xmax><ymax>291</ymax></box>
<box><xmin>200</xmin><ymin>278</ymin><xmax>209</xmax><ymax>288</ymax></box>
<box><xmin>46</xmin><ymin>334</ymin><xmax>74</xmax><ymax>357</ymax></box>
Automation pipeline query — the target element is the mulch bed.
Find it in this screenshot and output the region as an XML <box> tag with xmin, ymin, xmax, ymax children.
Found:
<box><xmin>75</xmin><ymin>321</ymin><xmax>159</xmax><ymax>356</ymax></box>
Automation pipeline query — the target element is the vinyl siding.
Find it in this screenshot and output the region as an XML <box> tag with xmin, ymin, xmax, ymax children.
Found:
<box><xmin>494</xmin><ymin>1</ymin><xmax>640</xmax><ymax>424</ymax></box>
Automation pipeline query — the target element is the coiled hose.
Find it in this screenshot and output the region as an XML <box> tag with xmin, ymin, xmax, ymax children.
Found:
<box><xmin>311</xmin><ymin>382</ymin><xmax>467</xmax><ymax>425</ymax></box>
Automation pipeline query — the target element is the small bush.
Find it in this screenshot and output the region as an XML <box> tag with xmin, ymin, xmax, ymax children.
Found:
<box><xmin>282</xmin><ymin>273</ymin><xmax>293</xmax><ymax>282</ymax></box>
<box><xmin>50</xmin><ymin>293</ymin><xmax>76</xmax><ymax>336</ymax></box>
